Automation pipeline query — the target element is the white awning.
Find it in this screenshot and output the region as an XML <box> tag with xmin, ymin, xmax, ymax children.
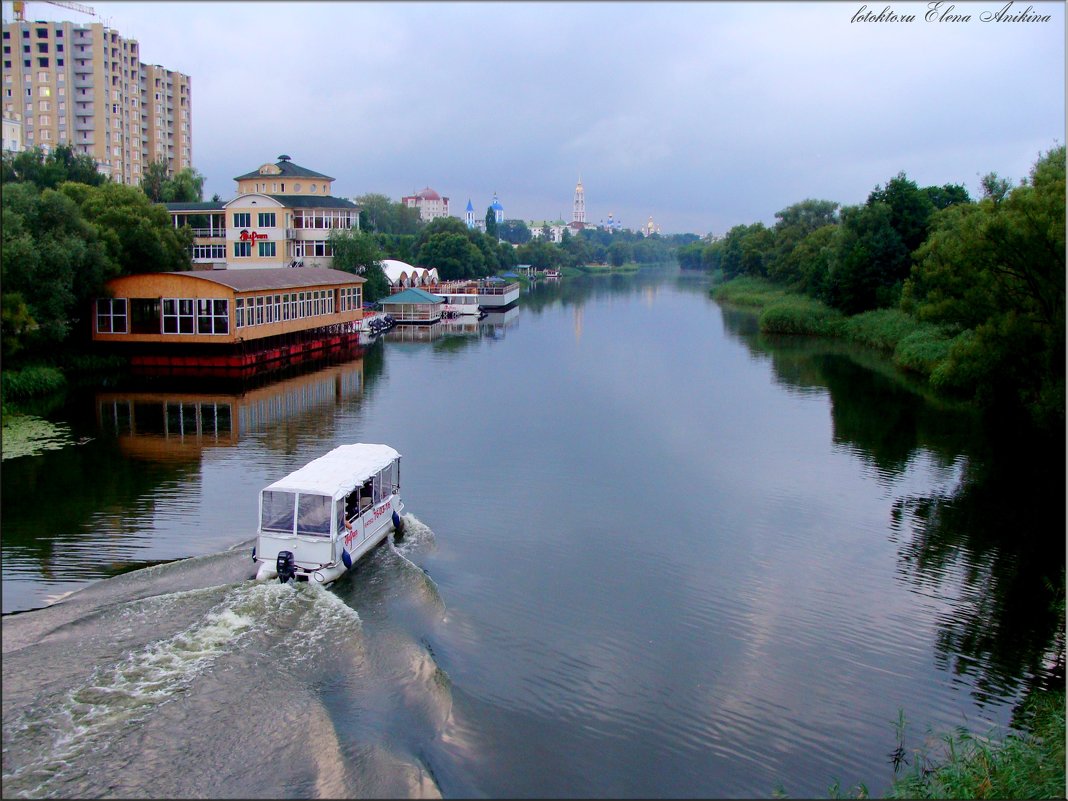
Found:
<box><xmin>263</xmin><ymin>443</ymin><xmax>401</xmax><ymax>499</ymax></box>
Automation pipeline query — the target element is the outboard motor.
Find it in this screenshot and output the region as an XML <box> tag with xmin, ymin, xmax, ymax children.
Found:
<box><xmin>392</xmin><ymin>510</ymin><xmax>405</xmax><ymax>541</ymax></box>
<box><xmin>276</xmin><ymin>550</ymin><xmax>296</xmax><ymax>584</ymax></box>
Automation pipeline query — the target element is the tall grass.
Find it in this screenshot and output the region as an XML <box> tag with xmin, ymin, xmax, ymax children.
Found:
<box><xmin>710</xmin><ymin>276</ymin><xmax>790</xmax><ymax>308</ymax></box>
<box><xmin>1</xmin><ymin>366</ymin><xmax>66</xmax><ymax>402</ymax></box>
<box><xmin>759</xmin><ymin>296</ymin><xmax>845</xmax><ymax>337</ymax></box>
<box><xmin>888</xmin><ymin>690</ymin><xmax>1065</xmax><ymax>800</ymax></box>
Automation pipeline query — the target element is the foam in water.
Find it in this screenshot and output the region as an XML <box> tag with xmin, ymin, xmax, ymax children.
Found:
<box><xmin>2</xmin><ymin>579</ymin><xmax>363</xmax><ymax>796</ymax></box>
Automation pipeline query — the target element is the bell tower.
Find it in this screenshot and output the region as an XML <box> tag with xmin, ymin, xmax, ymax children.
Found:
<box><xmin>572</xmin><ymin>176</ymin><xmax>586</xmax><ymax>227</ymax></box>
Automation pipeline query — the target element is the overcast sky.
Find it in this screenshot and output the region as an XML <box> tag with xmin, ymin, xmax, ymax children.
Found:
<box><xmin>4</xmin><ymin>1</ymin><xmax>1064</xmax><ymax>234</ymax></box>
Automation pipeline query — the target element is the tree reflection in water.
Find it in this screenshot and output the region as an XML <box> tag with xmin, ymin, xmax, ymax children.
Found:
<box><xmin>721</xmin><ymin>309</ymin><xmax>1065</xmax><ymax>706</ymax></box>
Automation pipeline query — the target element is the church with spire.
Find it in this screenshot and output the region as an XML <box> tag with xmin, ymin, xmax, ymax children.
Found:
<box><xmin>568</xmin><ymin>176</ymin><xmax>587</xmax><ymax>232</ymax></box>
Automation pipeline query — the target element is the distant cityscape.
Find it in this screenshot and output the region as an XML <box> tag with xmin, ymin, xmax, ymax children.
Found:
<box><xmin>2</xmin><ymin>9</ymin><xmax>664</xmax><ymax>240</ymax></box>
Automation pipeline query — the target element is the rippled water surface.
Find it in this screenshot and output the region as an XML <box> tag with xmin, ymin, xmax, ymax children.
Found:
<box><xmin>3</xmin><ymin>267</ymin><xmax>1062</xmax><ymax>798</ymax></box>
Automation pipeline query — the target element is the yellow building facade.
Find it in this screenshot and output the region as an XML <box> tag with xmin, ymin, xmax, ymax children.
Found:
<box><xmin>166</xmin><ymin>155</ymin><xmax>360</xmax><ymax>271</ymax></box>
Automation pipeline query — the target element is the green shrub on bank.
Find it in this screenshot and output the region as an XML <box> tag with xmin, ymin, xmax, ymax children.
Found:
<box><xmin>710</xmin><ymin>276</ymin><xmax>789</xmax><ymax>308</ymax></box>
<box><xmin>759</xmin><ymin>296</ymin><xmax>845</xmax><ymax>336</ymax></box>
<box><xmin>842</xmin><ymin>309</ymin><xmax>922</xmax><ymax>352</ymax></box>
<box><xmin>888</xmin><ymin>690</ymin><xmax>1065</xmax><ymax>800</ymax></box>
<box><xmin>1</xmin><ymin>366</ymin><xmax>66</xmax><ymax>401</ymax></box>
<box><xmin>893</xmin><ymin>328</ymin><xmax>956</xmax><ymax>376</ymax></box>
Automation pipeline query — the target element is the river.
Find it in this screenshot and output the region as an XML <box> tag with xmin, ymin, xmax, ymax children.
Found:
<box><xmin>2</xmin><ymin>265</ymin><xmax>1063</xmax><ymax>798</ymax></box>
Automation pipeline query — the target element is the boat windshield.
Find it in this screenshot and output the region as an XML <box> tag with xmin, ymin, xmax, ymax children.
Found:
<box><xmin>296</xmin><ymin>493</ymin><xmax>333</xmax><ymax>537</ymax></box>
<box><xmin>261</xmin><ymin>490</ymin><xmax>295</xmax><ymax>533</ymax></box>
<box><xmin>261</xmin><ymin>490</ymin><xmax>333</xmax><ymax>537</ymax></box>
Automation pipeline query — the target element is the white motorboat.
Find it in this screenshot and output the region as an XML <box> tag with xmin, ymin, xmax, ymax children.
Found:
<box><xmin>253</xmin><ymin>443</ymin><xmax>405</xmax><ymax>584</ymax></box>
<box><xmin>436</xmin><ymin>291</ymin><xmax>484</xmax><ymax>317</ymax></box>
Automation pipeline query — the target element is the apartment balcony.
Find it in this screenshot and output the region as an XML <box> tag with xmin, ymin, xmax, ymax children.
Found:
<box><xmin>285</xmin><ymin>228</ymin><xmax>297</xmax><ymax>239</ymax></box>
<box><xmin>191</xmin><ymin>228</ymin><xmax>226</xmax><ymax>239</ymax></box>
<box><xmin>73</xmin><ymin>76</ymin><xmax>94</xmax><ymax>89</ymax></box>
<box><xmin>74</xmin><ymin>119</ymin><xmax>95</xmax><ymax>131</ymax></box>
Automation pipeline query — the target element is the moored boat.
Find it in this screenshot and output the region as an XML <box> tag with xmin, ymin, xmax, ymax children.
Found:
<box><xmin>253</xmin><ymin>443</ymin><xmax>405</xmax><ymax>584</ymax></box>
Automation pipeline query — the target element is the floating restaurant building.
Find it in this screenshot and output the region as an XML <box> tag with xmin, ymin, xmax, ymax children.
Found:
<box><xmin>92</xmin><ymin>267</ymin><xmax>366</xmax><ymax>376</ymax></box>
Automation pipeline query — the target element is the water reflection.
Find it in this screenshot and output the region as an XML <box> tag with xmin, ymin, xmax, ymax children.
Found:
<box><xmin>716</xmin><ymin>298</ymin><xmax>1065</xmax><ymax>705</ymax></box>
<box><xmin>2</xmin><ymin>350</ymin><xmax>384</xmax><ymax>613</ymax></box>
<box><xmin>892</xmin><ymin>447</ymin><xmax>1065</xmax><ymax>703</ymax></box>
<box><xmin>96</xmin><ymin>357</ymin><xmax>367</xmax><ymax>463</ymax></box>
<box><xmin>382</xmin><ymin>306</ymin><xmax>520</xmax><ymax>348</ymax></box>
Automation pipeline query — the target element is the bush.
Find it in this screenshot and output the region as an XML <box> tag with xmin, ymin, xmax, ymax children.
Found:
<box><xmin>759</xmin><ymin>296</ymin><xmax>844</xmax><ymax>336</ymax></box>
<box><xmin>842</xmin><ymin>308</ymin><xmax>922</xmax><ymax>352</ymax></box>
<box><xmin>1</xmin><ymin>365</ymin><xmax>66</xmax><ymax>401</ymax></box>
<box><xmin>711</xmin><ymin>276</ymin><xmax>789</xmax><ymax>307</ymax></box>
<box><xmin>893</xmin><ymin>328</ymin><xmax>956</xmax><ymax>376</ymax></box>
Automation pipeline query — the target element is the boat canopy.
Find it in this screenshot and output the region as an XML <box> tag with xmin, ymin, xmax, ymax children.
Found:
<box><xmin>263</xmin><ymin>443</ymin><xmax>401</xmax><ymax>501</ymax></box>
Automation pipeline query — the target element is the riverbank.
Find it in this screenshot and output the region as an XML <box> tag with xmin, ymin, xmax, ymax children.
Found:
<box><xmin>807</xmin><ymin>688</ymin><xmax>1065</xmax><ymax>799</ymax></box>
<box><xmin>884</xmin><ymin>688</ymin><xmax>1065</xmax><ymax>800</ymax></box>
<box><xmin>710</xmin><ymin>276</ymin><xmax>1065</xmax><ymax>434</ymax></box>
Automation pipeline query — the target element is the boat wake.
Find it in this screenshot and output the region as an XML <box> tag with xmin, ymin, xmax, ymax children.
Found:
<box><xmin>2</xmin><ymin>524</ymin><xmax>450</xmax><ymax>799</ymax></box>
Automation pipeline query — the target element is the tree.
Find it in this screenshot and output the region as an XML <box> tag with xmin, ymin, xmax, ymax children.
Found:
<box><xmin>2</xmin><ymin>144</ymin><xmax>106</xmax><ymax>189</ymax></box>
<box><xmin>515</xmin><ymin>238</ymin><xmax>562</xmax><ymax>271</ymax></box>
<box><xmin>829</xmin><ymin>202</ymin><xmax>909</xmax><ymax>314</ymax></box>
<box><xmin>162</xmin><ymin>167</ymin><xmax>206</xmax><ymax>202</ymax></box>
<box><xmin>923</xmin><ymin>182</ymin><xmax>971</xmax><ymax>210</ymax></box>
<box><xmin>140</xmin><ymin>159</ymin><xmax>205</xmax><ymax>203</ymax></box>
<box><xmin>355</xmin><ymin>193</ymin><xmax>423</xmax><ymax>235</ymax></box>
<box><xmin>416</xmin><ymin>232</ymin><xmax>484</xmax><ymax>280</ymax></box>
<box><xmin>676</xmin><ymin>241</ymin><xmax>705</xmax><ymax>270</ymax></box>
<box><xmin>485</xmin><ymin>207</ymin><xmax>498</xmax><ymax>239</ymax></box>
<box><xmin>498</xmin><ymin>219</ymin><xmax>531</xmax><ymax>245</ymax></box>
<box><xmin>1</xmin><ymin>182</ymin><xmax>111</xmax><ymax>356</ymax></box>
<box><xmin>140</xmin><ymin>159</ymin><xmax>169</xmax><ymax>203</ymax></box>
<box><xmin>607</xmin><ymin>240</ymin><xmax>631</xmax><ymax>267</ymax></box>
<box><xmin>904</xmin><ymin>146</ymin><xmax>1065</xmax><ymax>426</ymax></box>
<box><xmin>60</xmin><ymin>181</ymin><xmax>192</xmax><ymax>277</ymax></box>
<box><xmin>328</xmin><ymin>229</ymin><xmax>385</xmax><ymax>304</ymax></box>
<box><xmin>867</xmin><ymin>172</ymin><xmax>936</xmax><ymax>254</ymax></box>
<box><xmin>768</xmin><ymin>199</ymin><xmax>840</xmax><ymax>286</ymax></box>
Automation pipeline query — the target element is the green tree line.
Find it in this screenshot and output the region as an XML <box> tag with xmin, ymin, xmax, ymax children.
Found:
<box><xmin>2</xmin><ymin>146</ymin><xmax>194</xmax><ymax>366</ymax></box>
<box><xmin>684</xmin><ymin>147</ymin><xmax>1065</xmax><ymax>432</ymax></box>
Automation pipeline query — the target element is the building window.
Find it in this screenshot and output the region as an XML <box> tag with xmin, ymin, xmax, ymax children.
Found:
<box><xmin>257</xmin><ymin>212</ymin><xmax>275</xmax><ymax>228</ymax></box>
<box><xmin>95</xmin><ymin>298</ymin><xmax>127</xmax><ymax>333</ymax></box>
<box><xmin>235</xmin><ymin>297</ymin><xmax>245</xmax><ymax>328</ymax></box>
<box><xmin>233</xmin><ymin>212</ymin><xmax>250</xmax><ymax>227</ymax></box>
<box><xmin>255</xmin><ymin>296</ymin><xmax>264</xmax><ymax>325</ymax></box>
<box><xmin>129</xmin><ymin>298</ymin><xmax>161</xmax><ymax>334</ymax></box>
<box><xmin>193</xmin><ymin>244</ymin><xmax>225</xmax><ymax>260</ymax></box>
<box><xmin>196</xmin><ymin>299</ymin><xmax>229</xmax><ymax>335</ymax></box>
<box><xmin>162</xmin><ymin>298</ymin><xmax>195</xmax><ymax>334</ymax></box>
<box><xmin>234</xmin><ymin>241</ymin><xmax>251</xmax><ymax>258</ymax></box>
<box><xmin>258</xmin><ymin>241</ymin><xmax>276</xmax><ymax>258</ymax></box>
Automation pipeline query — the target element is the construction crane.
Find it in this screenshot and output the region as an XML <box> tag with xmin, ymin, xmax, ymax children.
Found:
<box><xmin>12</xmin><ymin>1</ymin><xmax>97</xmax><ymax>21</ymax></box>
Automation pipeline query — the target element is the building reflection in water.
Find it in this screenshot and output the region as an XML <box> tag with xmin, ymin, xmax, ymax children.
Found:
<box><xmin>383</xmin><ymin>306</ymin><xmax>519</xmax><ymax>344</ymax></box>
<box><xmin>96</xmin><ymin>357</ymin><xmax>365</xmax><ymax>462</ymax></box>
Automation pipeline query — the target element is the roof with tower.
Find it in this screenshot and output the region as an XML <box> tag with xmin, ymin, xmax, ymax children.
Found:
<box><xmin>233</xmin><ymin>155</ymin><xmax>334</xmax><ymax>182</ymax></box>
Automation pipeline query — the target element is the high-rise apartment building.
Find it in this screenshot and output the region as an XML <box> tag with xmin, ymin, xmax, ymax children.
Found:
<box><xmin>1</xmin><ymin>17</ymin><xmax>191</xmax><ymax>184</ymax></box>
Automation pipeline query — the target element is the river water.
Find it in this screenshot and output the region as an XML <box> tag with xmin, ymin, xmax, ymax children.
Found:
<box><xmin>2</xmin><ymin>265</ymin><xmax>1063</xmax><ymax>798</ymax></box>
